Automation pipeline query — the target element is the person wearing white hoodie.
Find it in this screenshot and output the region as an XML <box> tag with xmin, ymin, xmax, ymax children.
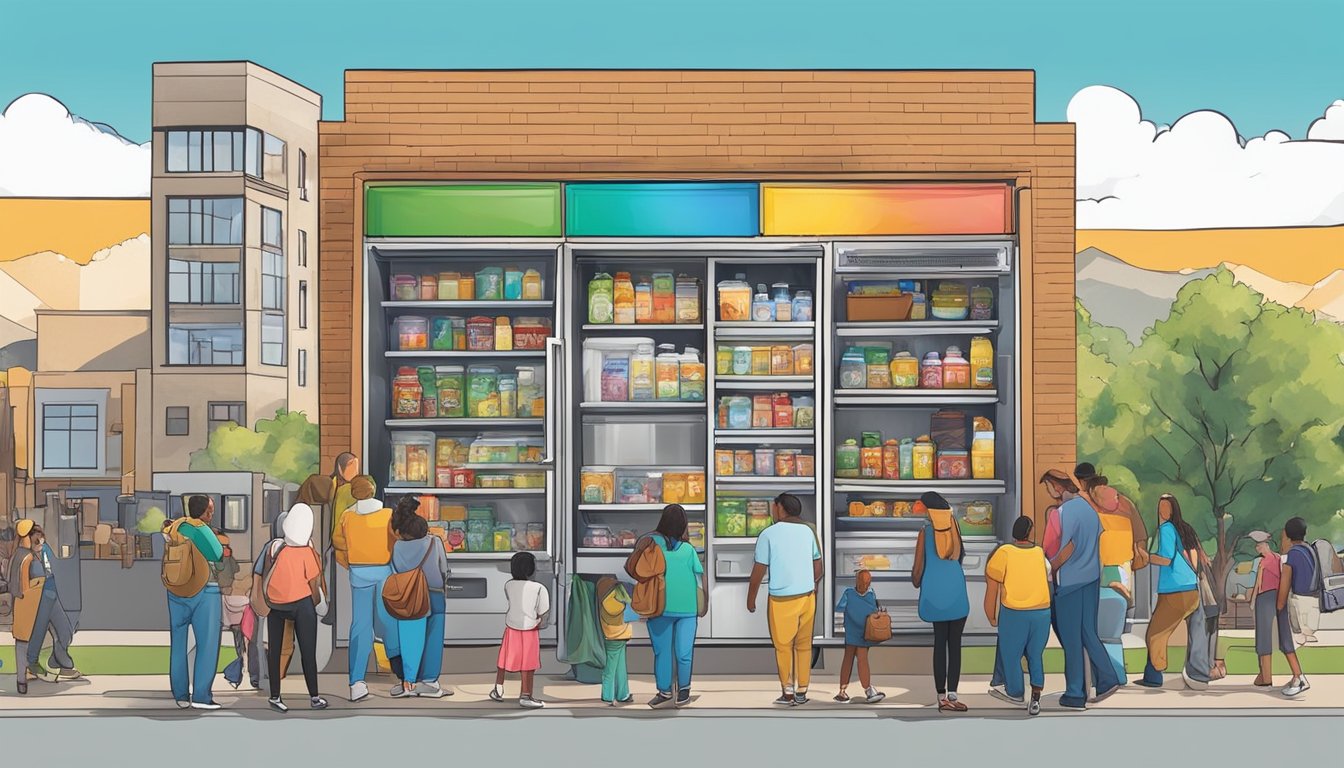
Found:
<box><xmin>332</xmin><ymin>477</ymin><xmax>398</xmax><ymax>702</ymax></box>
<box><xmin>257</xmin><ymin>502</ymin><xmax>328</xmax><ymax>712</ymax></box>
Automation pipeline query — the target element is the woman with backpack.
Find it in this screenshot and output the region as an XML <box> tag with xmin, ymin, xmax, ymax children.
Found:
<box><xmin>629</xmin><ymin>504</ymin><xmax>704</xmax><ymax>709</ymax></box>
<box><xmin>388</xmin><ymin>504</ymin><xmax>450</xmax><ymax>699</ymax></box>
<box><xmin>1136</xmin><ymin>494</ymin><xmax>1200</xmax><ymax>689</ymax></box>
<box><xmin>254</xmin><ymin>503</ymin><xmax>328</xmax><ymax>712</ymax></box>
<box><xmin>912</xmin><ymin>492</ymin><xmax>970</xmax><ymax>712</ymax></box>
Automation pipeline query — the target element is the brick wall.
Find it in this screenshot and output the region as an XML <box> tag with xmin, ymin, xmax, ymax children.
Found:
<box><xmin>319</xmin><ymin>70</ymin><xmax>1076</xmax><ymax>514</ymax></box>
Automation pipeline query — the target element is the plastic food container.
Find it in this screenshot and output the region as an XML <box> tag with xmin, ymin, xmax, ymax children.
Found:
<box><xmin>752</xmin><ymin>395</ymin><xmax>773</xmax><ymax>428</ymax></box>
<box><xmin>437</xmin><ymin>272</ymin><xmax>460</xmax><ymax>300</ymax></box>
<box><xmin>389</xmin><ymin>432</ymin><xmax>434</xmax><ymax>487</ymax></box>
<box><xmin>466</xmin><ymin>316</ymin><xmax>496</xmax><ymax>351</ymax></box>
<box><xmin>583</xmin><ymin>337</ymin><xmax>652</xmax><ymax>402</ymax></box>
<box><xmin>794</xmin><ymin>396</ymin><xmax>815</xmax><ymax>429</ymax></box>
<box><xmin>793</xmin><ymin>344</ymin><xmax>814</xmax><ymax>376</ymax></box>
<box><xmin>937</xmin><ymin>450</ymin><xmax>971</xmax><ymax>480</ymax></box>
<box><xmin>436</xmin><ymin>366</ymin><xmax>465</xmax><ymax>418</ymax></box>
<box><xmin>616</xmin><ymin>470</ymin><xmax>656</xmax><ymax>504</ymax></box>
<box><xmin>476</xmin><ymin>267</ymin><xmax>504</xmax><ymax>301</ymax></box>
<box><xmin>513</xmin><ymin>318</ymin><xmax>551</xmax><ymax>351</ymax></box>
<box><xmin>468</xmin><ymin>437</ymin><xmax>521</xmax><ymax>464</ymax></box>
<box><xmin>746</xmin><ymin>499</ymin><xmax>773</xmax><ymax>537</ymax></box>
<box><xmin>466</xmin><ymin>365</ymin><xmax>500</xmax><ymax>417</ymax></box>
<box><xmin>394</xmin><ymin>316</ymin><xmax>429</xmax><ymax>351</ymax></box>
<box><xmin>391</xmin><ymin>366</ymin><xmax>423</xmax><ymax>418</ymax></box>
<box><xmin>797</xmin><ymin>454</ymin><xmax>815</xmax><ymax>477</ymax></box>
<box><xmin>717</xmin><ymin>280</ymin><xmax>752</xmax><ymax>322</ymax></box>
<box><xmin>390</xmin><ymin>274</ymin><xmax>419</xmax><ymax>302</ymax></box>
<box><xmin>419</xmin><ymin>276</ymin><xmax>438</xmax><ymax>301</ymax></box>
<box><xmin>725</xmin><ymin>396</ymin><xmax>752</xmax><ymax>430</ymax></box>
<box><xmin>754</xmin><ymin>448</ymin><xmax>776</xmax><ymax>476</ymax></box>
<box><xmin>715</xmin><ymin>498</ymin><xmax>748</xmax><ymax>537</ymax></box>
<box><xmin>770</xmin><ymin>346</ymin><xmax>795</xmax><ymax>376</ymax></box>
<box><xmin>835</xmin><ymin>439</ymin><xmax>860</xmax><ymax>478</ymax></box>
<box><xmin>580</xmin><ymin>467</ymin><xmax>616</xmax><ymax>504</ymax></box>
<box><xmin>772</xmin><ymin>393</ymin><xmax>794</xmax><ymax>428</ymax></box>
<box><xmin>775</xmin><ymin>450</ymin><xmax>798</xmax><ymax>477</ymax></box>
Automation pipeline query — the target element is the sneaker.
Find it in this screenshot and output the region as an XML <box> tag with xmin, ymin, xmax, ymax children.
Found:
<box><xmin>414</xmin><ymin>681</ymin><xmax>449</xmax><ymax>699</ymax></box>
<box><xmin>675</xmin><ymin>688</ymin><xmax>691</xmax><ymax>707</ymax></box>
<box><xmin>519</xmin><ymin>695</ymin><xmax>545</xmax><ymax>709</ymax></box>
<box><xmin>26</xmin><ymin>665</ymin><xmax>57</xmax><ymax>683</ymax></box>
<box><xmin>773</xmin><ymin>693</ymin><xmax>796</xmax><ymax>706</ymax></box>
<box><xmin>1091</xmin><ymin>683</ymin><xmax>1121</xmax><ymax>703</ymax></box>
<box><xmin>350</xmin><ymin>682</ymin><xmax>370</xmax><ymax>703</ymax></box>
<box><xmin>648</xmin><ymin>692</ymin><xmax>675</xmax><ymax>709</ymax></box>
<box><xmin>1283</xmin><ymin>677</ymin><xmax>1310</xmax><ymax>697</ymax></box>
<box><xmin>311</xmin><ymin>696</ymin><xmax>329</xmax><ymax>710</ymax></box>
<box><xmin>268</xmin><ymin>698</ymin><xmax>289</xmax><ymax>713</ymax></box>
<box><xmin>618</xmin><ymin>695</ymin><xmax>635</xmax><ymax>704</ymax></box>
<box><xmin>190</xmin><ymin>701</ymin><xmax>222</xmax><ymax>711</ymax></box>
<box><xmin>391</xmin><ymin>684</ymin><xmax>416</xmax><ymax>698</ymax></box>
<box><xmin>174</xmin><ymin>699</ymin><xmax>191</xmax><ymax>710</ymax></box>
<box><xmin>793</xmin><ymin>692</ymin><xmax>809</xmax><ymax>706</ymax></box>
<box><xmin>864</xmin><ymin>689</ymin><xmax>886</xmax><ymax>705</ymax></box>
<box><xmin>489</xmin><ymin>688</ymin><xmax>506</xmax><ymax>703</ymax></box>
<box><xmin>989</xmin><ymin>686</ymin><xmax>1025</xmax><ymax>705</ymax></box>
<box><xmin>1181</xmin><ymin>670</ymin><xmax>1208</xmax><ymax>691</ymax></box>
<box><xmin>1058</xmin><ymin>697</ymin><xmax>1087</xmax><ymax>710</ymax></box>
<box><xmin>54</xmin><ymin>667</ymin><xmax>81</xmax><ymax>681</ymax></box>
<box><xmin>1028</xmin><ymin>696</ymin><xmax>1041</xmax><ymax>717</ymax></box>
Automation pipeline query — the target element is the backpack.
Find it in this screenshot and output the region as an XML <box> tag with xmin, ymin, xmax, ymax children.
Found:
<box><xmin>250</xmin><ymin>539</ymin><xmax>287</xmax><ymax>618</ymax></box>
<box><xmin>1308</xmin><ymin>539</ymin><xmax>1344</xmax><ymax>614</ymax></box>
<box><xmin>624</xmin><ymin>536</ymin><xmax>667</xmax><ymax>618</ymax></box>
<box><xmin>382</xmin><ymin>544</ymin><xmax>433</xmax><ymax>620</ymax></box>
<box><xmin>162</xmin><ymin>518</ymin><xmax>209</xmax><ymax>598</ymax></box>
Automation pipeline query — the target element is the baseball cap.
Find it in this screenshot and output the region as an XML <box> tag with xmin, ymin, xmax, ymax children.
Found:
<box><xmin>15</xmin><ymin>519</ymin><xmax>34</xmax><ymax>538</ymax></box>
<box><xmin>1246</xmin><ymin>530</ymin><xmax>1273</xmax><ymax>544</ymax></box>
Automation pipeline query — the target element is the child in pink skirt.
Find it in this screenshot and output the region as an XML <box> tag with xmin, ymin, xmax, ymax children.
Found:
<box><xmin>491</xmin><ymin>552</ymin><xmax>550</xmax><ymax>709</ymax></box>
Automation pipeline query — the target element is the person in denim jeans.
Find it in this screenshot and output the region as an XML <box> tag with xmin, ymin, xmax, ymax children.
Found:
<box><xmin>642</xmin><ymin>505</ymin><xmax>703</xmax><ymax>709</ymax></box>
<box><xmin>1050</xmin><ymin>483</ymin><xmax>1121</xmax><ymax>709</ymax></box>
<box><xmin>167</xmin><ymin>496</ymin><xmax>225</xmax><ymax>710</ymax></box>
<box><xmin>333</xmin><ymin>479</ymin><xmax>399</xmax><ymax>702</ymax></box>
<box><xmin>986</xmin><ymin>517</ymin><xmax>1052</xmax><ymax>716</ymax></box>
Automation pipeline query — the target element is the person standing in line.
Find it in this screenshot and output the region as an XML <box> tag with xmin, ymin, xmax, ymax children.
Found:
<box><xmin>10</xmin><ymin>520</ymin><xmax>44</xmax><ymax>695</ymax></box>
<box><xmin>1248</xmin><ymin>530</ymin><xmax>1304</xmax><ymax>690</ymax></box>
<box><xmin>256</xmin><ymin>503</ymin><xmax>329</xmax><ymax>713</ymax></box>
<box><xmin>596</xmin><ymin>575</ymin><xmax>634</xmax><ymax>706</ymax></box>
<box><xmin>833</xmin><ymin>569</ymin><xmax>885</xmax><ymax>704</ymax></box>
<box><xmin>1280</xmin><ymin>518</ymin><xmax>1315</xmax><ymax>697</ymax></box>
<box><xmin>490</xmin><ymin>552</ymin><xmax>550</xmax><ymax>709</ymax></box>
<box><xmin>1082</xmin><ymin>472</ymin><xmax>1140</xmax><ymax>687</ymax></box>
<box><xmin>1050</xmin><ymin>479</ymin><xmax>1122</xmax><ymax>709</ymax></box>
<box><xmin>20</xmin><ymin>522</ymin><xmax>82</xmax><ymax>686</ymax></box>
<box><xmin>332</xmin><ymin>477</ymin><xmax>398</xmax><ymax>702</ymax></box>
<box><xmin>164</xmin><ymin>496</ymin><xmax>226</xmax><ymax>710</ymax></box>
<box><xmin>1182</xmin><ymin>538</ymin><xmax>1221</xmax><ymax>691</ymax></box>
<box><xmin>748</xmin><ymin>493</ymin><xmax>822</xmax><ymax>707</ymax></box>
<box><xmin>389</xmin><ymin>511</ymin><xmax>450</xmax><ymax>700</ymax></box>
<box><xmin>985</xmin><ymin>516</ymin><xmax>1052</xmax><ymax>716</ymax></box>
<box><xmin>1135</xmin><ymin>494</ymin><xmax>1200</xmax><ymax>689</ymax></box>
<box><xmin>635</xmin><ymin>504</ymin><xmax>703</xmax><ymax>709</ymax></box>
<box><xmin>913</xmin><ymin>492</ymin><xmax>970</xmax><ymax>712</ymax></box>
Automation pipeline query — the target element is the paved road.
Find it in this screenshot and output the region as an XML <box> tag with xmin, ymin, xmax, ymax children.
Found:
<box><xmin>0</xmin><ymin>713</ymin><xmax>1335</xmax><ymax>764</ymax></box>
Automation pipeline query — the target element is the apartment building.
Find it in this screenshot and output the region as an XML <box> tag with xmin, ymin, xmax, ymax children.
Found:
<box><xmin>149</xmin><ymin>62</ymin><xmax>320</xmax><ymax>473</ymax></box>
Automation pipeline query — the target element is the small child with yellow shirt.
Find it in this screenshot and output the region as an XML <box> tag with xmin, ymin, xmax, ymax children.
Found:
<box><xmin>596</xmin><ymin>575</ymin><xmax>634</xmax><ymax>705</ymax></box>
<box><xmin>984</xmin><ymin>516</ymin><xmax>1052</xmax><ymax>716</ymax></box>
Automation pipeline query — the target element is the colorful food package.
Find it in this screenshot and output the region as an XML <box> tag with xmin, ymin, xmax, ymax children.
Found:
<box><xmin>716</xmin><ymin>498</ymin><xmax>748</xmax><ymax>537</ymax></box>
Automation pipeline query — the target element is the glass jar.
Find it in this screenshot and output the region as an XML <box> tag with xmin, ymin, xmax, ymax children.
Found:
<box><xmin>791</xmin><ymin>290</ymin><xmax>813</xmax><ymax>322</ymax></box>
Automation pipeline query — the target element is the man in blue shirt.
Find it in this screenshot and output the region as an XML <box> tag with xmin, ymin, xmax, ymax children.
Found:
<box><xmin>748</xmin><ymin>493</ymin><xmax>822</xmax><ymax>707</ymax></box>
<box><xmin>1050</xmin><ymin>483</ymin><xmax>1121</xmax><ymax>709</ymax></box>
<box><xmin>1280</xmin><ymin>517</ymin><xmax>1314</xmax><ymax>697</ymax></box>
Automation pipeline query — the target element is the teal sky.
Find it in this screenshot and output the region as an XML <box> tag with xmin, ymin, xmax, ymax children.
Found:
<box><xmin>3</xmin><ymin>0</ymin><xmax>1341</xmax><ymax>143</ymax></box>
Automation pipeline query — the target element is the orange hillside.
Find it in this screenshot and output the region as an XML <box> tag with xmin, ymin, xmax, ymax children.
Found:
<box><xmin>0</xmin><ymin>197</ymin><xmax>150</xmax><ymax>264</ymax></box>
<box><xmin>1077</xmin><ymin>226</ymin><xmax>1344</xmax><ymax>286</ymax></box>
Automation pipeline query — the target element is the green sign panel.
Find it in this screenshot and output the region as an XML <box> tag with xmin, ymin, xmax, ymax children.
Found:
<box><xmin>365</xmin><ymin>184</ymin><xmax>563</xmax><ymax>237</ymax></box>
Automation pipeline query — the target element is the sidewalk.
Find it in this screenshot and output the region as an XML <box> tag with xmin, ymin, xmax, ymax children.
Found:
<box><xmin>1</xmin><ymin>671</ymin><xmax>1336</xmax><ymax>717</ymax></box>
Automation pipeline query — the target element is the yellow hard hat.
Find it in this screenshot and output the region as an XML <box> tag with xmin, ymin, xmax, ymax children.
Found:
<box><xmin>15</xmin><ymin>519</ymin><xmax>35</xmax><ymax>538</ymax></box>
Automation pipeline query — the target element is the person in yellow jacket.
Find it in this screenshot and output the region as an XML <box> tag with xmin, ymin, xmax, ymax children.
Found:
<box><xmin>333</xmin><ymin>476</ymin><xmax>398</xmax><ymax>702</ymax></box>
<box><xmin>596</xmin><ymin>575</ymin><xmax>633</xmax><ymax>705</ymax></box>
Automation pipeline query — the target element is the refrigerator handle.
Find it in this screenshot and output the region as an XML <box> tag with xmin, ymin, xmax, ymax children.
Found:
<box><xmin>540</xmin><ymin>336</ymin><xmax>565</xmax><ymax>467</ymax></box>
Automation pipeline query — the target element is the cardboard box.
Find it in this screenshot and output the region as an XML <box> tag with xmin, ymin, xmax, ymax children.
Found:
<box><xmin>846</xmin><ymin>294</ymin><xmax>913</xmax><ymax>322</ymax></box>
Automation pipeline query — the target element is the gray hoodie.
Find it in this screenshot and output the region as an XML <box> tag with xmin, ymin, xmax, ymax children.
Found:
<box><xmin>391</xmin><ymin>536</ymin><xmax>449</xmax><ymax>592</ymax></box>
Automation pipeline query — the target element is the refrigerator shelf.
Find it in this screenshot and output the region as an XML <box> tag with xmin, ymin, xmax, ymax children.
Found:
<box><xmin>582</xmin><ymin>323</ymin><xmax>705</xmax><ymax>332</ymax></box>
<box><xmin>459</xmin><ymin>463</ymin><xmax>549</xmax><ymax>471</ymax></box>
<box><xmin>834</xmin><ymin>480</ymin><xmax>1007</xmax><ymax>495</ymax></box>
<box><xmin>578</xmin><ymin>547</ymin><xmax>706</xmax><ymax>556</ymax></box>
<box><xmin>711</xmin><ymin>537</ymin><xmax>758</xmax><ymax>546</ymax></box>
<box><xmin>834</xmin><ymin>390</ymin><xmax>999</xmax><ymax>406</ymax></box>
<box><xmin>835</xmin><ymin>321</ymin><xmax>999</xmax><ymax>337</ymax></box>
<box><xmin>715</xmin><ymin>476</ymin><xmax>816</xmax><ymax>490</ymax></box>
<box><xmin>383</xmin><ymin>487</ymin><xmax>547</xmax><ymax>496</ymax></box>
<box><xmin>715</xmin><ymin>376</ymin><xmax>815</xmax><ymax>391</ymax></box>
<box><xmin>385</xmin><ymin>350</ymin><xmax>546</xmax><ymax>359</ymax></box>
<box><xmin>714</xmin><ymin>322</ymin><xmax>816</xmax><ymax>339</ymax></box>
<box><xmin>580</xmin><ymin>401</ymin><xmax>706</xmax><ymax>412</ymax></box>
<box><xmin>385</xmin><ymin>418</ymin><xmax>544</xmax><ymax>428</ymax></box>
<box><xmin>381</xmin><ymin>300</ymin><xmax>553</xmax><ymax>310</ymax></box>
<box><xmin>446</xmin><ymin>552</ymin><xmax>548</xmax><ymax>560</ymax></box>
<box><xmin>714</xmin><ymin>429</ymin><xmax>815</xmax><ymax>442</ymax></box>
<box><xmin>579</xmin><ymin>504</ymin><xmax>708</xmax><ymax>512</ymax></box>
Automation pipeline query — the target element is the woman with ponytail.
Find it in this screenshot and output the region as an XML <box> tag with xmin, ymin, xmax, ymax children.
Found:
<box><xmin>1137</xmin><ymin>494</ymin><xmax>1201</xmax><ymax>688</ymax></box>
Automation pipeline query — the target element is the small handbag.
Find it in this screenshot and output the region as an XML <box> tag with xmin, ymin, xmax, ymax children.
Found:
<box><xmin>864</xmin><ymin>599</ymin><xmax>893</xmax><ymax>643</ymax></box>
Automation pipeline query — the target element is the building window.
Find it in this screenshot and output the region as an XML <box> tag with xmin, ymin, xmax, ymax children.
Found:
<box><xmin>261</xmin><ymin>313</ymin><xmax>285</xmax><ymax>366</ymax></box>
<box><xmin>168</xmin><ymin>197</ymin><xmax>243</xmax><ymax>245</ymax></box>
<box><xmin>263</xmin><ymin>133</ymin><xmax>287</xmax><ymax>185</ymax></box>
<box><xmin>42</xmin><ymin>404</ymin><xmax>99</xmax><ymax>471</ymax></box>
<box><xmin>298</xmin><ymin>348</ymin><xmax>308</xmax><ymax>387</ymax></box>
<box><xmin>298</xmin><ymin>149</ymin><xmax>308</xmax><ymax>200</ymax></box>
<box><xmin>169</xmin><ymin>324</ymin><xmax>244</xmax><ymax>366</ymax></box>
<box><xmin>298</xmin><ymin>229</ymin><xmax>307</xmax><ymax>268</ymax></box>
<box><xmin>245</xmin><ymin>128</ymin><xmax>261</xmax><ymax>177</ymax></box>
<box><xmin>298</xmin><ymin>280</ymin><xmax>308</xmax><ymax>329</ymax></box>
<box><xmin>221</xmin><ymin>495</ymin><xmax>248</xmax><ymax>533</ymax></box>
<box><xmin>207</xmin><ymin>402</ymin><xmax>245</xmax><ymax>434</ymax></box>
<box><xmin>166</xmin><ymin>129</ymin><xmax>246</xmax><ymax>173</ymax></box>
<box><xmin>165</xmin><ymin>406</ymin><xmax>190</xmax><ymax>436</ymax></box>
<box><xmin>262</xmin><ymin>252</ymin><xmax>285</xmax><ymax>311</ymax></box>
<box><xmin>262</xmin><ymin>207</ymin><xmax>283</xmax><ymax>250</ymax></box>
<box><xmin>168</xmin><ymin>259</ymin><xmax>240</xmax><ymax>304</ymax></box>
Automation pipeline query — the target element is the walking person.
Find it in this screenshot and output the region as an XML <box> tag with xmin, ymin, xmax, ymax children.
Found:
<box><xmin>17</xmin><ymin>521</ymin><xmax>82</xmax><ymax>688</ymax></box>
<box><xmin>1082</xmin><ymin>472</ymin><xmax>1144</xmax><ymax>686</ymax></box>
<box><xmin>388</xmin><ymin>505</ymin><xmax>450</xmax><ymax>699</ymax></box>
<box><xmin>332</xmin><ymin>477</ymin><xmax>397</xmax><ymax>702</ymax></box>
<box><xmin>490</xmin><ymin>552</ymin><xmax>550</xmax><ymax>709</ymax></box>
<box><xmin>1280</xmin><ymin>518</ymin><xmax>1315</xmax><ymax>696</ymax></box>
<box><xmin>1050</xmin><ymin>478</ymin><xmax>1122</xmax><ymax>709</ymax></box>
<box><xmin>163</xmin><ymin>497</ymin><xmax>225</xmax><ymax>710</ymax></box>
<box><xmin>1136</xmin><ymin>494</ymin><xmax>1200</xmax><ymax>689</ymax></box>
<box><xmin>596</xmin><ymin>575</ymin><xmax>634</xmax><ymax>706</ymax></box>
<box><xmin>748</xmin><ymin>493</ymin><xmax>822</xmax><ymax>707</ymax></box>
<box><xmin>1248</xmin><ymin>531</ymin><xmax>1305</xmax><ymax>691</ymax></box>
<box><xmin>629</xmin><ymin>504</ymin><xmax>704</xmax><ymax>709</ymax></box>
<box><xmin>985</xmin><ymin>516</ymin><xmax>1052</xmax><ymax>716</ymax></box>
<box><xmin>913</xmin><ymin>492</ymin><xmax>970</xmax><ymax>712</ymax></box>
<box><xmin>1182</xmin><ymin>540</ymin><xmax>1222</xmax><ymax>690</ymax></box>
<box><xmin>254</xmin><ymin>503</ymin><xmax>329</xmax><ymax>712</ymax></box>
<box><xmin>833</xmin><ymin>569</ymin><xmax>885</xmax><ymax>704</ymax></box>
<box><xmin>10</xmin><ymin>520</ymin><xmax>48</xmax><ymax>695</ymax></box>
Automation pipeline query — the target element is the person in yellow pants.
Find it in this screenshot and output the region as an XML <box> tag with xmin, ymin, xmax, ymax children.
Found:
<box><xmin>747</xmin><ymin>493</ymin><xmax>822</xmax><ymax>706</ymax></box>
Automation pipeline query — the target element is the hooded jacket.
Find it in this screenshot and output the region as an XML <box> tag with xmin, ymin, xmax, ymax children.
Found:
<box><xmin>333</xmin><ymin>497</ymin><xmax>395</xmax><ymax>568</ymax></box>
<box><xmin>262</xmin><ymin>504</ymin><xmax>323</xmax><ymax>607</ymax></box>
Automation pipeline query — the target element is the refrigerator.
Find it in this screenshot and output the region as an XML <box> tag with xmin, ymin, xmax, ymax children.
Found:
<box><xmin>563</xmin><ymin>243</ymin><xmax>824</xmax><ymax>643</ymax></box>
<box><xmin>824</xmin><ymin>240</ymin><xmax>1019</xmax><ymax>640</ymax></box>
<box><xmin>364</xmin><ymin>242</ymin><xmax>567</xmax><ymax>644</ymax></box>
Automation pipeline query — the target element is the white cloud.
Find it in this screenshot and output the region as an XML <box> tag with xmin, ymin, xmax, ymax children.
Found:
<box><xmin>0</xmin><ymin>93</ymin><xmax>150</xmax><ymax>197</ymax></box>
<box><xmin>1071</xmin><ymin>86</ymin><xmax>1344</xmax><ymax>229</ymax></box>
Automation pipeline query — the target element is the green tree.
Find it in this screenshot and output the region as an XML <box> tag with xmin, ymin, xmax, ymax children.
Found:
<box><xmin>189</xmin><ymin>409</ymin><xmax>320</xmax><ymax>485</ymax></box>
<box><xmin>1094</xmin><ymin>271</ymin><xmax>1344</xmax><ymax>598</ymax></box>
<box><xmin>1076</xmin><ymin>300</ymin><xmax>1135</xmax><ymax>466</ymax></box>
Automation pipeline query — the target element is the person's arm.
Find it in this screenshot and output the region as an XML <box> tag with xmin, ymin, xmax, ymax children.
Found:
<box><xmin>984</xmin><ymin>579</ymin><xmax>1002</xmax><ymax>627</ymax></box>
<box><xmin>536</xmin><ymin>583</ymin><xmax>551</xmax><ymax>627</ymax></box>
<box><xmin>1149</xmin><ymin>524</ymin><xmax>1173</xmax><ymax>567</ymax></box>
<box><xmin>1124</xmin><ymin>497</ymin><xmax>1148</xmax><ymax>544</ymax></box>
<box><xmin>1050</xmin><ymin>541</ymin><xmax>1075</xmax><ymax>574</ymax></box>
<box><xmin>1278</xmin><ymin>563</ymin><xmax>1292</xmax><ymax>613</ymax></box>
<box><xmin>748</xmin><ymin>535</ymin><xmax>769</xmax><ymax>612</ymax></box>
<box><xmin>1253</xmin><ymin>561</ymin><xmax>1264</xmax><ymax>606</ymax></box>
<box><xmin>912</xmin><ymin>528</ymin><xmax>926</xmax><ymax>589</ymax></box>
<box><xmin>307</xmin><ymin>547</ymin><xmax>326</xmax><ymax>603</ymax></box>
<box><xmin>181</xmin><ymin>524</ymin><xmax>224</xmax><ymax>563</ymax></box>
<box><xmin>332</xmin><ymin>512</ymin><xmax>350</xmax><ymax>568</ymax></box>
<box><xmin>836</xmin><ymin>590</ymin><xmax>849</xmax><ymax>613</ymax></box>
<box><xmin>812</xmin><ymin>534</ymin><xmax>823</xmax><ymax>585</ymax></box>
<box><xmin>1051</xmin><ymin>504</ymin><xmax>1077</xmax><ymax>572</ymax></box>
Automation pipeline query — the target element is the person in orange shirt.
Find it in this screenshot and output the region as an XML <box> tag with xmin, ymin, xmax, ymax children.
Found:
<box><xmin>332</xmin><ymin>476</ymin><xmax>397</xmax><ymax>703</ymax></box>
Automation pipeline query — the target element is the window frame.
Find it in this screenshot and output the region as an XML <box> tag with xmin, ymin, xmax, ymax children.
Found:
<box><xmin>167</xmin><ymin>323</ymin><xmax>245</xmax><ymax>366</ymax></box>
<box><xmin>167</xmin><ymin>196</ymin><xmax>244</xmax><ymax>246</ymax></box>
<box><xmin>207</xmin><ymin>401</ymin><xmax>246</xmax><ymax>434</ymax></box>
<box><xmin>298</xmin><ymin>280</ymin><xmax>308</xmax><ymax>329</ymax></box>
<box><xmin>165</xmin><ymin>129</ymin><xmax>246</xmax><ymax>174</ymax></box>
<box><xmin>168</xmin><ymin>259</ymin><xmax>241</xmax><ymax>305</ymax></box>
<box><xmin>221</xmin><ymin>495</ymin><xmax>249</xmax><ymax>534</ymax></box>
<box><xmin>41</xmin><ymin>403</ymin><xmax>100</xmax><ymax>471</ymax></box>
<box><xmin>260</xmin><ymin>313</ymin><xmax>285</xmax><ymax>367</ymax></box>
<box><xmin>297</xmin><ymin>348</ymin><xmax>308</xmax><ymax>387</ymax></box>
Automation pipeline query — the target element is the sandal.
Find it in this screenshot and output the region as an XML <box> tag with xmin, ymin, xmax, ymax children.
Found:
<box><xmin>834</xmin><ymin>691</ymin><xmax>852</xmax><ymax>703</ymax></box>
<box><xmin>1253</xmin><ymin>677</ymin><xmax>1272</xmax><ymax>688</ymax></box>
